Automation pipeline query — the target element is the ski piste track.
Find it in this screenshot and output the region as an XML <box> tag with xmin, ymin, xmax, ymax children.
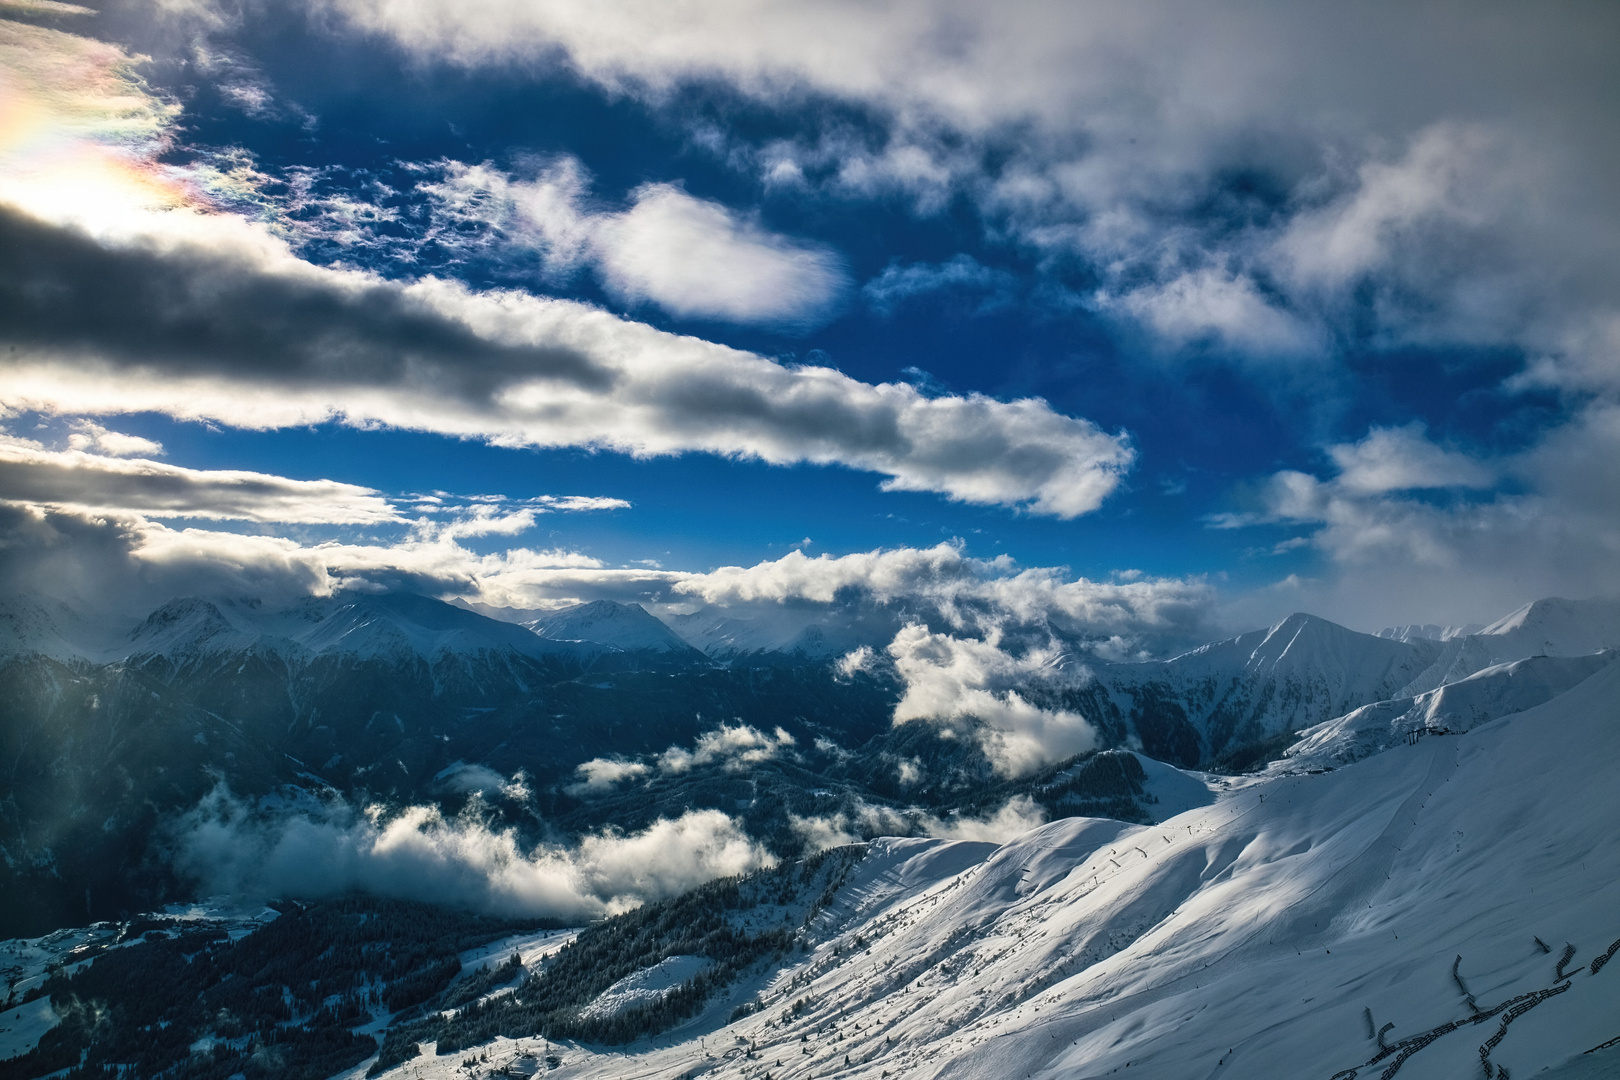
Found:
<box><xmin>1325</xmin><ymin>934</ymin><xmax>1620</xmax><ymax>1079</ymax></box>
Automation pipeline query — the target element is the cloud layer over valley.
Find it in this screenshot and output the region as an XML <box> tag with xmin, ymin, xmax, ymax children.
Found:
<box><xmin>173</xmin><ymin>787</ymin><xmax>775</xmax><ymax>921</ymax></box>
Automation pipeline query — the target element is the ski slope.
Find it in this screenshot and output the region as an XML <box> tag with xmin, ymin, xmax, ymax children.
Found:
<box><xmin>363</xmin><ymin>655</ymin><xmax>1620</xmax><ymax>1080</ymax></box>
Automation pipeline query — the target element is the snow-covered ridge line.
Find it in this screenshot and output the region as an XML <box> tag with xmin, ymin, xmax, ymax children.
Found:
<box><xmin>1286</xmin><ymin>650</ymin><xmax>1619</xmax><ymax>770</ymax></box>
<box><xmin>463</xmin><ymin>659</ymin><xmax>1619</xmax><ymax>1080</ymax></box>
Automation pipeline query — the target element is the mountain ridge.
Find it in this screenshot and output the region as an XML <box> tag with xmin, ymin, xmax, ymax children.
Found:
<box><xmin>2</xmin><ymin>588</ymin><xmax>1617</xmax><ymax>948</ymax></box>
<box><xmin>523</xmin><ymin>600</ymin><xmax>700</xmax><ymax>655</ymax></box>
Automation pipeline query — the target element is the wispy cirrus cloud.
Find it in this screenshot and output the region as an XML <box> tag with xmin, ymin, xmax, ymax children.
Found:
<box><xmin>862</xmin><ymin>254</ymin><xmax>1018</xmax><ymax>315</ymax></box>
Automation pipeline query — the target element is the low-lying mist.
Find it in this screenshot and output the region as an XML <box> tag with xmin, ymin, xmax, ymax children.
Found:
<box><xmin>171</xmin><ymin>786</ymin><xmax>776</xmax><ymax>922</ymax></box>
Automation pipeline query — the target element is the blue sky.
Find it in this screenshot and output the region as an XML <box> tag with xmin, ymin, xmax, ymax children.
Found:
<box><xmin>1</xmin><ymin>0</ymin><xmax>1617</xmax><ymax>642</ymax></box>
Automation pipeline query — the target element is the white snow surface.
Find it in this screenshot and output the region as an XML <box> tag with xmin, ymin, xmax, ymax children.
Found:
<box><xmin>1129</xmin><ymin>752</ymin><xmax>1221</xmax><ymax>821</ymax></box>
<box><xmin>0</xmin><ymin>898</ymin><xmax>278</xmax><ymax>1060</ymax></box>
<box><xmin>578</xmin><ymin>956</ymin><xmax>715</xmax><ymax>1020</ymax></box>
<box><xmin>369</xmin><ymin>658</ymin><xmax>1620</xmax><ymax>1080</ymax></box>
<box><xmin>1284</xmin><ymin>649</ymin><xmax>1619</xmax><ymax>770</ymax></box>
<box><xmin>525</xmin><ymin>601</ymin><xmax>695</xmax><ymax>654</ymax></box>
<box><xmin>0</xmin><ymin>595</ymin><xmax>97</xmax><ymax>661</ymax></box>
<box><xmin>1375</xmin><ymin>623</ymin><xmax>1482</xmax><ymax>643</ymax></box>
<box><xmin>0</xmin><ymin>997</ymin><xmax>57</xmax><ymax>1062</ymax></box>
<box><xmin>455</xmin><ymin>929</ymin><xmax>578</xmax><ymax>981</ymax></box>
<box><xmin>1475</xmin><ymin>596</ymin><xmax>1620</xmax><ymax>660</ymax></box>
<box><xmin>1396</xmin><ymin>596</ymin><xmax>1620</xmax><ymax>695</ymax></box>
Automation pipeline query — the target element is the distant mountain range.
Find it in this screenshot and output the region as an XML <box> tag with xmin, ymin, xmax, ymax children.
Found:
<box><xmin>522</xmin><ymin>599</ymin><xmax>700</xmax><ymax>656</ymax></box>
<box><xmin>1</xmin><ymin>590</ymin><xmax>1617</xmax><ymax>942</ymax></box>
<box><xmin>2</xmin><ymin>592</ymin><xmax>1617</xmax><ymax>1080</ymax></box>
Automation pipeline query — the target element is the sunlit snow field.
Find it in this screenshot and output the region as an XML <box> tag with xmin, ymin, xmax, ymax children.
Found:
<box><xmin>292</xmin><ymin>662</ymin><xmax>1620</xmax><ymax>1080</ymax></box>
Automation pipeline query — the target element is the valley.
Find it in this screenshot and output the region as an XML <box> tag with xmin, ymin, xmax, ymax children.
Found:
<box><xmin>1</xmin><ymin>593</ymin><xmax>1617</xmax><ymax>1079</ymax></box>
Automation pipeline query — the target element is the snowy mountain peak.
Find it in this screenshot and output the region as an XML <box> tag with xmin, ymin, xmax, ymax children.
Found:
<box><xmin>1246</xmin><ymin>611</ymin><xmax>1348</xmax><ymax>666</ymax></box>
<box><xmin>112</xmin><ymin>591</ymin><xmax>582</xmax><ymax>665</ymax></box>
<box><xmin>125</xmin><ymin>596</ymin><xmax>274</xmax><ymax>660</ymax></box>
<box><xmin>1176</xmin><ymin>611</ymin><xmax>1433</xmax><ymax>683</ymax></box>
<box><xmin>0</xmin><ymin>594</ymin><xmax>101</xmax><ymax>661</ymax></box>
<box><xmin>524</xmin><ymin>600</ymin><xmax>697</xmax><ymax>653</ymax></box>
<box><xmin>1475</xmin><ymin>595</ymin><xmax>1620</xmax><ymax>655</ymax></box>
<box><xmin>295</xmin><ymin>592</ymin><xmax>570</xmax><ymax>661</ymax></box>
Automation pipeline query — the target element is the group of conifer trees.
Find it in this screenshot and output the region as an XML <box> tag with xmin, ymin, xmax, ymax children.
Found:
<box><xmin>0</xmin><ymin>898</ymin><xmax>537</xmax><ymax>1080</ymax></box>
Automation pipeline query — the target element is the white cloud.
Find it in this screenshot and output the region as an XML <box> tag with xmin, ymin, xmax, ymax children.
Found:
<box><xmin>787</xmin><ymin>810</ymin><xmax>863</xmax><ymax>853</ymax></box>
<box><xmin>1215</xmin><ymin>407</ymin><xmax>1620</xmax><ymax>629</ymax></box>
<box><xmin>835</xmin><ymin>644</ymin><xmax>877</xmax><ymax>678</ymax></box>
<box><xmin>1101</xmin><ymin>268</ymin><xmax>1318</xmax><ymax>356</ymax></box>
<box><xmin>593</xmin><ymin>183</ymin><xmax>847</xmax><ymax>325</ymax></box>
<box><xmin>1325</xmin><ymin>423</ymin><xmax>1494</xmax><ymax>495</ymax></box>
<box><xmin>888</xmin><ymin>623</ymin><xmax>1097</xmax><ymax>778</ymax></box>
<box><xmin>0</xmin><ymin>214</ymin><xmax>1131</xmax><ymax>518</ymax></box>
<box><xmin>409</xmin><ymin>495</ymin><xmax>631</xmax><ymax>542</ymax></box>
<box><xmin>658</xmin><ymin>724</ymin><xmax>795</xmax><ymax>774</ymax></box>
<box><xmin>433</xmin><ymin>762</ymin><xmax>530</xmax><ymax>800</ymax></box>
<box><xmin>0</xmin><ymin>20</ymin><xmax>1132</xmax><ymax>521</ymax></box>
<box><xmin>0</xmin><ymin>441</ymin><xmax>403</xmax><ymax>524</ymax></box>
<box><xmin>788</xmin><ymin>794</ymin><xmax>1045</xmax><ymax>852</ymax></box>
<box><xmin>302</xmin><ymin>0</ymin><xmax>1620</xmax><ymax>375</ymax></box>
<box><xmin>416</xmin><ymin>157</ymin><xmax>593</xmax><ymax>274</ymax></box>
<box><xmin>675</xmin><ymin>543</ymin><xmax>1215</xmax><ymax>647</ymax></box>
<box><xmin>0</xmin><ymin>497</ymin><xmax>647</xmax><ymax>618</ymax></box>
<box><xmin>65</xmin><ymin>421</ymin><xmax>163</xmax><ymax>457</ymax></box>
<box><xmin>421</xmin><ymin>159</ymin><xmax>846</xmax><ymax>326</ymax></box>
<box><xmin>568</xmin><ymin>724</ymin><xmax>799</xmax><ymax>793</ymax></box>
<box><xmin>1272</xmin><ymin>125</ymin><xmax>1497</xmax><ymax>293</ymax></box>
<box><xmin>173</xmin><ymin>786</ymin><xmax>774</xmax><ymax>920</ymax></box>
<box><xmin>0</xmin><ymin>488</ymin><xmax>1214</xmax><ymax>653</ymax></box>
<box><xmin>923</xmin><ymin>796</ymin><xmax>1046</xmax><ymax>843</ymax></box>
<box><xmin>568</xmin><ymin>757</ymin><xmax>651</xmax><ymax>794</ymax></box>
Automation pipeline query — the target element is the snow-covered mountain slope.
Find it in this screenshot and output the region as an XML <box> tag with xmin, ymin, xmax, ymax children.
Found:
<box><xmin>1077</xmin><ymin>613</ymin><xmax>1447</xmax><ymax>766</ymax></box>
<box><xmin>385</xmin><ymin>659</ymin><xmax>1620</xmax><ymax>1080</ymax></box>
<box><xmin>1285</xmin><ymin>650</ymin><xmax>1619</xmax><ymax>770</ymax></box>
<box><xmin>1474</xmin><ymin>596</ymin><xmax>1620</xmax><ymax>662</ymax></box>
<box><xmin>114</xmin><ymin>592</ymin><xmax>583</xmax><ymax>666</ymax></box>
<box><xmin>1171</xmin><ymin>612</ymin><xmax>1438</xmax><ymax>685</ymax></box>
<box><xmin>1375</xmin><ymin>622</ymin><xmax>1482</xmax><ymax>643</ymax></box>
<box><xmin>1130</xmin><ymin>751</ymin><xmax>1221</xmax><ymax>820</ymax></box>
<box><xmin>1394</xmin><ymin>596</ymin><xmax>1620</xmax><ymax>696</ymax></box>
<box><xmin>294</xmin><ymin>592</ymin><xmax>575</xmax><ymax>662</ymax></box>
<box><xmin>0</xmin><ymin>594</ymin><xmax>109</xmax><ymax>661</ymax></box>
<box><xmin>525</xmin><ymin>600</ymin><xmax>698</xmax><ymax>654</ymax></box>
<box><xmin>122</xmin><ymin>596</ymin><xmax>302</xmax><ymax>662</ymax></box>
<box><xmin>664</xmin><ymin>608</ymin><xmax>782</xmax><ymax>656</ymax></box>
